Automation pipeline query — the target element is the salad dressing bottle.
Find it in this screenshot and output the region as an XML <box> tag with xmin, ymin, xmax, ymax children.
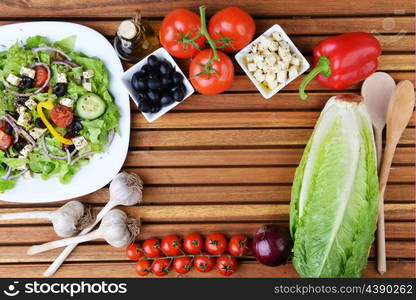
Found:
<box><xmin>114</xmin><ymin>10</ymin><xmax>160</xmax><ymax>62</ymax></box>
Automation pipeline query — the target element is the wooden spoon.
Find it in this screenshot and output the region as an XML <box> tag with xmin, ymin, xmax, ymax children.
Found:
<box><xmin>361</xmin><ymin>72</ymin><xmax>396</xmax><ymax>168</ymax></box>
<box><xmin>377</xmin><ymin>80</ymin><xmax>415</xmax><ymax>274</ymax></box>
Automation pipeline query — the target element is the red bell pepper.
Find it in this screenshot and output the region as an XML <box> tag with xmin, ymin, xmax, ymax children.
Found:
<box><xmin>299</xmin><ymin>32</ymin><xmax>381</xmax><ymax>100</ymax></box>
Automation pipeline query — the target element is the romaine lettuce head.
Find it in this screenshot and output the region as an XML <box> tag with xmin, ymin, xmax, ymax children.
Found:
<box><xmin>290</xmin><ymin>95</ymin><xmax>379</xmax><ymax>278</ymax></box>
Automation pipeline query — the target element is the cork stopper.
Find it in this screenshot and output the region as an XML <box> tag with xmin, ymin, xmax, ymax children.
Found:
<box><xmin>118</xmin><ymin>20</ymin><xmax>137</xmax><ymax>40</ymax></box>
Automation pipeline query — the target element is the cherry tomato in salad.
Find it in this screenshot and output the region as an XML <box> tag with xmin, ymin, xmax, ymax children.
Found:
<box><xmin>228</xmin><ymin>234</ymin><xmax>251</xmax><ymax>256</ymax></box>
<box><xmin>0</xmin><ymin>130</ymin><xmax>13</xmax><ymax>150</ymax></box>
<box><xmin>159</xmin><ymin>9</ymin><xmax>206</xmax><ymax>59</ymax></box>
<box><xmin>50</xmin><ymin>104</ymin><xmax>74</xmax><ymax>128</ymax></box>
<box><xmin>189</xmin><ymin>49</ymin><xmax>234</xmax><ymax>95</ymax></box>
<box><xmin>216</xmin><ymin>256</ymin><xmax>238</xmax><ymax>276</ymax></box>
<box><xmin>135</xmin><ymin>259</ymin><xmax>152</xmax><ymax>276</ymax></box>
<box><xmin>142</xmin><ymin>238</ymin><xmax>162</xmax><ymax>258</ymax></box>
<box><xmin>194</xmin><ymin>255</ymin><xmax>215</xmax><ymax>273</ymax></box>
<box><xmin>183</xmin><ymin>232</ymin><xmax>204</xmax><ymax>254</ymax></box>
<box><xmin>126</xmin><ymin>243</ymin><xmax>143</xmax><ymax>260</ymax></box>
<box><xmin>173</xmin><ymin>257</ymin><xmax>193</xmax><ymax>274</ymax></box>
<box><xmin>161</xmin><ymin>234</ymin><xmax>182</xmax><ymax>256</ymax></box>
<box><xmin>205</xmin><ymin>233</ymin><xmax>227</xmax><ymax>255</ymax></box>
<box><xmin>34</xmin><ymin>66</ymin><xmax>48</xmax><ymax>87</ymax></box>
<box><xmin>151</xmin><ymin>258</ymin><xmax>171</xmax><ymax>277</ymax></box>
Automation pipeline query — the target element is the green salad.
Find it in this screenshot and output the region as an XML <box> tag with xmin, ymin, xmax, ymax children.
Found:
<box><xmin>0</xmin><ymin>35</ymin><xmax>120</xmax><ymax>193</ymax></box>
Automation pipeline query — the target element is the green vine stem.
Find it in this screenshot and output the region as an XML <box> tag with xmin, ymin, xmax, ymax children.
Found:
<box><xmin>197</xmin><ymin>6</ymin><xmax>219</xmax><ymax>62</ymax></box>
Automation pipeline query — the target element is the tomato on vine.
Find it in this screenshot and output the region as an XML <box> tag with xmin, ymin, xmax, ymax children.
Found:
<box><xmin>135</xmin><ymin>260</ymin><xmax>152</xmax><ymax>276</ymax></box>
<box><xmin>194</xmin><ymin>255</ymin><xmax>215</xmax><ymax>272</ymax></box>
<box><xmin>126</xmin><ymin>243</ymin><xmax>143</xmax><ymax>260</ymax></box>
<box><xmin>216</xmin><ymin>256</ymin><xmax>238</xmax><ymax>276</ymax></box>
<box><xmin>228</xmin><ymin>234</ymin><xmax>251</xmax><ymax>255</ymax></box>
<box><xmin>159</xmin><ymin>9</ymin><xmax>206</xmax><ymax>59</ymax></box>
<box><xmin>205</xmin><ymin>233</ymin><xmax>227</xmax><ymax>255</ymax></box>
<box><xmin>173</xmin><ymin>257</ymin><xmax>193</xmax><ymax>274</ymax></box>
<box><xmin>142</xmin><ymin>238</ymin><xmax>162</xmax><ymax>258</ymax></box>
<box><xmin>183</xmin><ymin>232</ymin><xmax>204</xmax><ymax>254</ymax></box>
<box><xmin>161</xmin><ymin>234</ymin><xmax>182</xmax><ymax>256</ymax></box>
<box><xmin>151</xmin><ymin>258</ymin><xmax>171</xmax><ymax>277</ymax></box>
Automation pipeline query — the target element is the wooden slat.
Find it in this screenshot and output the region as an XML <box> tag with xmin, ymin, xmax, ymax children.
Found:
<box><xmin>0</xmin><ymin>221</ymin><xmax>413</xmax><ymax>244</ymax></box>
<box><xmin>0</xmin><ymin>203</ymin><xmax>413</xmax><ymax>223</ymax></box>
<box><xmin>0</xmin><ymin>260</ymin><xmax>413</xmax><ymax>278</ymax></box>
<box><xmin>0</xmin><ymin>1</ymin><xmax>413</xmax><ymax>18</ymax></box>
<box><xmin>125</xmin><ymin>147</ymin><xmax>415</xmax><ymax>166</ymax></box>
<box><xmin>131</xmin><ymin>128</ymin><xmax>415</xmax><ymax>147</ymax></box>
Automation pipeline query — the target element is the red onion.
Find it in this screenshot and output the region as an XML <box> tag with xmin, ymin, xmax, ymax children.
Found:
<box><xmin>19</xmin><ymin>127</ymin><xmax>36</xmax><ymax>147</ymax></box>
<box><xmin>252</xmin><ymin>225</ymin><xmax>293</xmax><ymax>266</ymax></box>
<box><xmin>52</xmin><ymin>60</ymin><xmax>79</xmax><ymax>68</ymax></box>
<box><xmin>7</xmin><ymin>167</ymin><xmax>29</xmax><ymax>180</ymax></box>
<box><xmin>1</xmin><ymin>166</ymin><xmax>12</xmax><ymax>180</ymax></box>
<box><xmin>32</xmin><ymin>46</ymin><xmax>72</xmax><ymax>61</ymax></box>
<box><xmin>8</xmin><ymin>62</ymin><xmax>51</xmax><ymax>97</ymax></box>
<box><xmin>4</xmin><ymin>115</ymin><xmax>19</xmax><ymax>143</ymax></box>
<box><xmin>40</xmin><ymin>135</ymin><xmax>67</xmax><ymax>160</ymax></box>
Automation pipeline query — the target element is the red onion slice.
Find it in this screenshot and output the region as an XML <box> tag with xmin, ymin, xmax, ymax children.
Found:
<box><xmin>52</xmin><ymin>60</ymin><xmax>79</xmax><ymax>67</ymax></box>
<box><xmin>7</xmin><ymin>168</ymin><xmax>28</xmax><ymax>180</ymax></box>
<box><xmin>19</xmin><ymin>127</ymin><xmax>36</xmax><ymax>147</ymax></box>
<box><xmin>8</xmin><ymin>62</ymin><xmax>51</xmax><ymax>97</ymax></box>
<box><xmin>32</xmin><ymin>46</ymin><xmax>72</xmax><ymax>61</ymax></box>
<box><xmin>1</xmin><ymin>166</ymin><xmax>12</xmax><ymax>180</ymax></box>
<box><xmin>40</xmin><ymin>135</ymin><xmax>67</xmax><ymax>160</ymax></box>
<box><xmin>4</xmin><ymin>115</ymin><xmax>19</xmax><ymax>143</ymax></box>
<box><xmin>65</xmin><ymin>148</ymin><xmax>72</xmax><ymax>164</ymax></box>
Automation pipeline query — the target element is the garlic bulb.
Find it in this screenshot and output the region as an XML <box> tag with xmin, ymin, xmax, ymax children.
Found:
<box><xmin>109</xmin><ymin>172</ymin><xmax>143</xmax><ymax>206</ymax></box>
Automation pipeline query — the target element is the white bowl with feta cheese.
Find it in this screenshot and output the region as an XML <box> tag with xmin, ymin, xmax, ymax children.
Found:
<box><xmin>235</xmin><ymin>24</ymin><xmax>310</xmax><ymax>99</ymax></box>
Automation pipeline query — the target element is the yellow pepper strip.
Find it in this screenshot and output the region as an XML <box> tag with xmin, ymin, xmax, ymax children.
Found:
<box><xmin>37</xmin><ymin>100</ymin><xmax>73</xmax><ymax>145</ymax></box>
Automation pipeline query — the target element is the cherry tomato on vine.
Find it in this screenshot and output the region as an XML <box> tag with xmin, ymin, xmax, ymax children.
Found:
<box><xmin>194</xmin><ymin>255</ymin><xmax>215</xmax><ymax>272</ymax></box>
<box><xmin>208</xmin><ymin>6</ymin><xmax>255</xmax><ymax>53</ymax></box>
<box><xmin>142</xmin><ymin>238</ymin><xmax>162</xmax><ymax>258</ymax></box>
<box><xmin>173</xmin><ymin>257</ymin><xmax>193</xmax><ymax>274</ymax></box>
<box><xmin>161</xmin><ymin>234</ymin><xmax>182</xmax><ymax>256</ymax></box>
<box><xmin>228</xmin><ymin>234</ymin><xmax>251</xmax><ymax>256</ymax></box>
<box><xmin>216</xmin><ymin>256</ymin><xmax>238</xmax><ymax>276</ymax></box>
<box><xmin>205</xmin><ymin>233</ymin><xmax>227</xmax><ymax>255</ymax></box>
<box><xmin>34</xmin><ymin>66</ymin><xmax>48</xmax><ymax>87</ymax></box>
<box><xmin>126</xmin><ymin>243</ymin><xmax>143</xmax><ymax>260</ymax></box>
<box><xmin>183</xmin><ymin>232</ymin><xmax>204</xmax><ymax>254</ymax></box>
<box><xmin>189</xmin><ymin>49</ymin><xmax>234</xmax><ymax>95</ymax></box>
<box><xmin>135</xmin><ymin>260</ymin><xmax>152</xmax><ymax>276</ymax></box>
<box><xmin>151</xmin><ymin>258</ymin><xmax>171</xmax><ymax>277</ymax></box>
<box><xmin>159</xmin><ymin>9</ymin><xmax>206</xmax><ymax>59</ymax></box>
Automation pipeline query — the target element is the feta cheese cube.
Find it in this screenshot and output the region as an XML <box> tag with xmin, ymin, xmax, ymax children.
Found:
<box><xmin>57</xmin><ymin>73</ymin><xmax>67</xmax><ymax>83</ymax></box>
<box><xmin>59</xmin><ymin>97</ymin><xmax>74</xmax><ymax>108</ymax></box>
<box><xmin>256</xmin><ymin>61</ymin><xmax>264</xmax><ymax>70</ymax></box>
<box><xmin>29</xmin><ymin>127</ymin><xmax>47</xmax><ymax>139</ymax></box>
<box><xmin>254</xmin><ymin>69</ymin><xmax>265</xmax><ymax>82</ymax></box>
<box><xmin>265</xmin><ymin>72</ymin><xmax>276</xmax><ymax>85</ymax></box>
<box><xmin>272</xmin><ymin>31</ymin><xmax>282</xmax><ymax>41</ymax></box>
<box><xmin>83</xmin><ymin>70</ymin><xmax>94</xmax><ymax>79</ymax></box>
<box><xmin>17</xmin><ymin>112</ymin><xmax>32</xmax><ymax>128</ymax></box>
<box><xmin>258</xmin><ymin>35</ymin><xmax>270</xmax><ymax>50</ymax></box>
<box><xmin>253</xmin><ymin>53</ymin><xmax>263</xmax><ymax>63</ymax></box>
<box><xmin>268</xmin><ymin>41</ymin><xmax>279</xmax><ymax>52</ymax></box>
<box><xmin>290</xmin><ymin>56</ymin><xmax>301</xmax><ymax>66</ymax></box>
<box><xmin>20</xmin><ymin>67</ymin><xmax>36</xmax><ymax>79</ymax></box>
<box><xmin>25</xmin><ymin>98</ymin><xmax>37</xmax><ymax>110</ymax></box>
<box><xmin>19</xmin><ymin>144</ymin><xmax>34</xmax><ymax>158</ymax></box>
<box><xmin>6</xmin><ymin>74</ymin><xmax>22</xmax><ymax>86</ymax></box>
<box><xmin>82</xmin><ymin>81</ymin><xmax>92</xmax><ymax>92</ymax></box>
<box><xmin>288</xmin><ymin>65</ymin><xmax>298</xmax><ymax>78</ymax></box>
<box><xmin>276</xmin><ymin>69</ymin><xmax>287</xmax><ymax>83</ymax></box>
<box><xmin>247</xmin><ymin>63</ymin><xmax>256</xmax><ymax>72</ymax></box>
<box><xmin>16</xmin><ymin>105</ymin><xmax>27</xmax><ymax>115</ymax></box>
<box><xmin>245</xmin><ymin>53</ymin><xmax>254</xmax><ymax>62</ymax></box>
<box><xmin>267</xmin><ymin>80</ymin><xmax>278</xmax><ymax>90</ymax></box>
<box><xmin>265</xmin><ymin>53</ymin><xmax>277</xmax><ymax>66</ymax></box>
<box><xmin>71</xmin><ymin>136</ymin><xmax>88</xmax><ymax>150</ymax></box>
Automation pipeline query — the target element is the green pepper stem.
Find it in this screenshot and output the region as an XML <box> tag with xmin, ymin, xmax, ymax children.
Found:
<box><xmin>299</xmin><ymin>56</ymin><xmax>331</xmax><ymax>100</ymax></box>
<box><xmin>199</xmin><ymin>6</ymin><xmax>219</xmax><ymax>61</ymax></box>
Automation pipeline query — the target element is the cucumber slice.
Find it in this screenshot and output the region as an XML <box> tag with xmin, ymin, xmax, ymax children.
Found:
<box><xmin>76</xmin><ymin>93</ymin><xmax>106</xmax><ymax>120</ymax></box>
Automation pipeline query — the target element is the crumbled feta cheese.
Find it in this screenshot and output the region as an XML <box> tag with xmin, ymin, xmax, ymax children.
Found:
<box><xmin>288</xmin><ymin>65</ymin><xmax>298</xmax><ymax>78</ymax></box>
<box><xmin>290</xmin><ymin>56</ymin><xmax>300</xmax><ymax>66</ymax></box>
<box><xmin>82</xmin><ymin>81</ymin><xmax>92</xmax><ymax>92</ymax></box>
<box><xmin>7</xmin><ymin>74</ymin><xmax>22</xmax><ymax>86</ymax></box>
<box><xmin>268</xmin><ymin>41</ymin><xmax>279</xmax><ymax>52</ymax></box>
<box><xmin>265</xmin><ymin>72</ymin><xmax>276</xmax><ymax>85</ymax></box>
<box><xmin>247</xmin><ymin>63</ymin><xmax>256</xmax><ymax>72</ymax></box>
<box><xmin>19</xmin><ymin>144</ymin><xmax>34</xmax><ymax>158</ymax></box>
<box><xmin>258</xmin><ymin>35</ymin><xmax>271</xmax><ymax>50</ymax></box>
<box><xmin>267</xmin><ymin>80</ymin><xmax>278</xmax><ymax>90</ymax></box>
<box><xmin>24</xmin><ymin>98</ymin><xmax>37</xmax><ymax>110</ymax></box>
<box><xmin>17</xmin><ymin>112</ymin><xmax>32</xmax><ymax>128</ymax></box>
<box><xmin>83</xmin><ymin>70</ymin><xmax>94</xmax><ymax>79</ymax></box>
<box><xmin>272</xmin><ymin>31</ymin><xmax>282</xmax><ymax>41</ymax></box>
<box><xmin>16</xmin><ymin>105</ymin><xmax>27</xmax><ymax>115</ymax></box>
<box><xmin>254</xmin><ymin>69</ymin><xmax>265</xmax><ymax>82</ymax></box>
<box><xmin>59</xmin><ymin>97</ymin><xmax>74</xmax><ymax>108</ymax></box>
<box><xmin>245</xmin><ymin>53</ymin><xmax>254</xmax><ymax>62</ymax></box>
<box><xmin>256</xmin><ymin>61</ymin><xmax>265</xmax><ymax>70</ymax></box>
<box><xmin>29</xmin><ymin>127</ymin><xmax>47</xmax><ymax>139</ymax></box>
<box><xmin>57</xmin><ymin>73</ymin><xmax>67</xmax><ymax>83</ymax></box>
<box><xmin>20</xmin><ymin>67</ymin><xmax>36</xmax><ymax>79</ymax></box>
<box><xmin>265</xmin><ymin>54</ymin><xmax>277</xmax><ymax>66</ymax></box>
<box><xmin>71</xmin><ymin>136</ymin><xmax>88</xmax><ymax>150</ymax></box>
<box><xmin>276</xmin><ymin>69</ymin><xmax>287</xmax><ymax>83</ymax></box>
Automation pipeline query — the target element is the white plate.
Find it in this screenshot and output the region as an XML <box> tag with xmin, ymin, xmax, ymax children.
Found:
<box><xmin>0</xmin><ymin>22</ymin><xmax>130</xmax><ymax>203</ymax></box>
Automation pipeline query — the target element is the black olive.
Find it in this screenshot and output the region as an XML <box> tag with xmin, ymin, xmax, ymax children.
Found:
<box><xmin>161</xmin><ymin>75</ymin><xmax>173</xmax><ymax>89</ymax></box>
<box><xmin>14</xmin><ymin>96</ymin><xmax>28</xmax><ymax>106</ymax></box>
<box><xmin>147</xmin><ymin>90</ymin><xmax>160</xmax><ymax>102</ymax></box>
<box><xmin>172</xmin><ymin>87</ymin><xmax>185</xmax><ymax>102</ymax></box>
<box><xmin>34</xmin><ymin>118</ymin><xmax>46</xmax><ymax>128</ymax></box>
<box><xmin>13</xmin><ymin>141</ymin><xmax>27</xmax><ymax>152</ymax></box>
<box><xmin>159</xmin><ymin>61</ymin><xmax>172</xmax><ymax>75</ymax></box>
<box><xmin>147</xmin><ymin>55</ymin><xmax>160</xmax><ymax>68</ymax></box>
<box><xmin>147</xmin><ymin>70</ymin><xmax>161</xmax><ymax>81</ymax></box>
<box><xmin>139</xmin><ymin>99</ymin><xmax>152</xmax><ymax>113</ymax></box>
<box><xmin>68</xmin><ymin>117</ymin><xmax>83</xmax><ymax>133</ymax></box>
<box><xmin>67</xmin><ymin>145</ymin><xmax>76</xmax><ymax>153</ymax></box>
<box><xmin>150</xmin><ymin>102</ymin><xmax>162</xmax><ymax>113</ymax></box>
<box><xmin>147</xmin><ymin>78</ymin><xmax>161</xmax><ymax>90</ymax></box>
<box><xmin>141</xmin><ymin>64</ymin><xmax>152</xmax><ymax>73</ymax></box>
<box><xmin>4</xmin><ymin>122</ymin><xmax>13</xmax><ymax>135</ymax></box>
<box><xmin>160</xmin><ymin>95</ymin><xmax>174</xmax><ymax>106</ymax></box>
<box><xmin>131</xmin><ymin>73</ymin><xmax>144</xmax><ymax>91</ymax></box>
<box><xmin>53</xmin><ymin>83</ymin><xmax>67</xmax><ymax>97</ymax></box>
<box><xmin>172</xmin><ymin>71</ymin><xmax>183</xmax><ymax>84</ymax></box>
<box><xmin>6</xmin><ymin>111</ymin><xmax>18</xmax><ymax>119</ymax></box>
<box><xmin>18</xmin><ymin>76</ymin><xmax>34</xmax><ymax>90</ymax></box>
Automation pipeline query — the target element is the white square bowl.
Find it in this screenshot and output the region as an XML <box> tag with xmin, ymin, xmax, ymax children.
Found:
<box><xmin>121</xmin><ymin>47</ymin><xmax>194</xmax><ymax>122</ymax></box>
<box><xmin>235</xmin><ymin>24</ymin><xmax>310</xmax><ymax>99</ymax></box>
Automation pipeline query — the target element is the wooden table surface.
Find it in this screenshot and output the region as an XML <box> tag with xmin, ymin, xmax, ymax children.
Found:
<box><xmin>0</xmin><ymin>0</ymin><xmax>414</xmax><ymax>278</ymax></box>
